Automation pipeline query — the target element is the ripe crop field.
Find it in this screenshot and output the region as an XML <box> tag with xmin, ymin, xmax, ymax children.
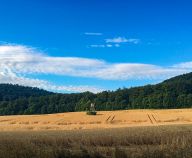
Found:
<box><xmin>0</xmin><ymin>125</ymin><xmax>191</xmax><ymax>158</ymax></box>
<box><xmin>0</xmin><ymin>109</ymin><xmax>191</xmax><ymax>131</ymax></box>
<box><xmin>0</xmin><ymin>109</ymin><xmax>192</xmax><ymax>157</ymax></box>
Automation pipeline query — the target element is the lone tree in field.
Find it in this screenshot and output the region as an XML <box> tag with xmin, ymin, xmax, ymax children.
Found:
<box><xmin>86</xmin><ymin>103</ymin><xmax>97</xmax><ymax>115</ymax></box>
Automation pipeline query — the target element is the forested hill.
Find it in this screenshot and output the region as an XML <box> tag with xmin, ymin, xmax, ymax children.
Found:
<box><xmin>0</xmin><ymin>72</ymin><xmax>192</xmax><ymax>115</ymax></box>
<box><xmin>164</xmin><ymin>72</ymin><xmax>192</xmax><ymax>83</ymax></box>
<box><xmin>0</xmin><ymin>84</ymin><xmax>52</xmax><ymax>101</ymax></box>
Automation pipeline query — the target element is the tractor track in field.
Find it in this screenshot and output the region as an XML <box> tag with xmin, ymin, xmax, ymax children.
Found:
<box><xmin>147</xmin><ymin>114</ymin><xmax>153</xmax><ymax>124</ymax></box>
<box><xmin>147</xmin><ymin>114</ymin><xmax>158</xmax><ymax>125</ymax></box>
<box><xmin>151</xmin><ymin>114</ymin><xmax>158</xmax><ymax>123</ymax></box>
<box><xmin>106</xmin><ymin>115</ymin><xmax>116</xmax><ymax>123</ymax></box>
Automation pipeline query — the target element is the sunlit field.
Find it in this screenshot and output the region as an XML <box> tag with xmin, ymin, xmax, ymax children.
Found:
<box><xmin>0</xmin><ymin>109</ymin><xmax>191</xmax><ymax>131</ymax></box>
<box><xmin>0</xmin><ymin>109</ymin><xmax>192</xmax><ymax>158</ymax></box>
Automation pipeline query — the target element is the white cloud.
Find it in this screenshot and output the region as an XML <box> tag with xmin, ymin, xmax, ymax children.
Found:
<box><xmin>89</xmin><ymin>44</ymin><xmax>106</xmax><ymax>48</ymax></box>
<box><xmin>106</xmin><ymin>44</ymin><xmax>113</xmax><ymax>48</ymax></box>
<box><xmin>105</xmin><ymin>37</ymin><xmax>140</xmax><ymax>44</ymax></box>
<box><xmin>84</xmin><ymin>32</ymin><xmax>103</xmax><ymax>36</ymax></box>
<box><xmin>0</xmin><ymin>44</ymin><xmax>192</xmax><ymax>92</ymax></box>
<box><xmin>127</xmin><ymin>38</ymin><xmax>140</xmax><ymax>44</ymax></box>
<box><xmin>92</xmin><ymin>63</ymin><xmax>189</xmax><ymax>80</ymax></box>
<box><xmin>0</xmin><ymin>45</ymin><xmax>104</xmax><ymax>93</ymax></box>
<box><xmin>172</xmin><ymin>61</ymin><xmax>192</xmax><ymax>69</ymax></box>
<box><xmin>0</xmin><ymin>66</ymin><xmax>103</xmax><ymax>93</ymax></box>
<box><xmin>89</xmin><ymin>44</ymin><xmax>120</xmax><ymax>48</ymax></box>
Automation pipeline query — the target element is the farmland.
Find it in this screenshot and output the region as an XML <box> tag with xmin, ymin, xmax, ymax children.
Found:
<box><xmin>0</xmin><ymin>125</ymin><xmax>191</xmax><ymax>158</ymax></box>
<box><xmin>0</xmin><ymin>109</ymin><xmax>191</xmax><ymax>131</ymax></box>
<box><xmin>0</xmin><ymin>109</ymin><xmax>191</xmax><ymax>157</ymax></box>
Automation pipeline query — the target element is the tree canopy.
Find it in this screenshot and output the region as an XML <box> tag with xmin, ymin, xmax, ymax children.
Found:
<box><xmin>1</xmin><ymin>72</ymin><xmax>192</xmax><ymax>115</ymax></box>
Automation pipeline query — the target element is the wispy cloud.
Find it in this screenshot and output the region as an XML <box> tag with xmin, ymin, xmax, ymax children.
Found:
<box><xmin>105</xmin><ymin>37</ymin><xmax>140</xmax><ymax>44</ymax></box>
<box><xmin>89</xmin><ymin>44</ymin><xmax>119</xmax><ymax>48</ymax></box>
<box><xmin>84</xmin><ymin>32</ymin><xmax>103</xmax><ymax>36</ymax></box>
<box><xmin>172</xmin><ymin>61</ymin><xmax>192</xmax><ymax>69</ymax></box>
<box><xmin>0</xmin><ymin>44</ymin><xmax>191</xmax><ymax>92</ymax></box>
<box><xmin>0</xmin><ymin>45</ymin><xmax>104</xmax><ymax>93</ymax></box>
<box><xmin>89</xmin><ymin>44</ymin><xmax>106</xmax><ymax>48</ymax></box>
<box><xmin>88</xmin><ymin>37</ymin><xmax>140</xmax><ymax>48</ymax></box>
<box><xmin>0</xmin><ymin>72</ymin><xmax>102</xmax><ymax>93</ymax></box>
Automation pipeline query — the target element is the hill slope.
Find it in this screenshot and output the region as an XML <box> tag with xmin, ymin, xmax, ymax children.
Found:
<box><xmin>0</xmin><ymin>84</ymin><xmax>52</xmax><ymax>101</ymax></box>
<box><xmin>0</xmin><ymin>72</ymin><xmax>192</xmax><ymax>115</ymax></box>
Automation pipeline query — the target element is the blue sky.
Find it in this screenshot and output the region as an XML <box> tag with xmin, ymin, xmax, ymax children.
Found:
<box><xmin>0</xmin><ymin>0</ymin><xmax>192</xmax><ymax>93</ymax></box>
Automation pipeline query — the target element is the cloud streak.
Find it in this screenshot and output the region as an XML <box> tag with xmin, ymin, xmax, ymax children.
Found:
<box><xmin>89</xmin><ymin>37</ymin><xmax>139</xmax><ymax>48</ymax></box>
<box><xmin>89</xmin><ymin>44</ymin><xmax>119</xmax><ymax>48</ymax></box>
<box><xmin>0</xmin><ymin>72</ymin><xmax>102</xmax><ymax>93</ymax></box>
<box><xmin>0</xmin><ymin>45</ymin><xmax>104</xmax><ymax>93</ymax></box>
<box><xmin>0</xmin><ymin>44</ymin><xmax>191</xmax><ymax>92</ymax></box>
<box><xmin>105</xmin><ymin>37</ymin><xmax>140</xmax><ymax>44</ymax></box>
<box><xmin>84</xmin><ymin>32</ymin><xmax>103</xmax><ymax>36</ymax></box>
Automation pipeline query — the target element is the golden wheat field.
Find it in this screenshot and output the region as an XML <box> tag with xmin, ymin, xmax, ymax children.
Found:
<box><xmin>0</xmin><ymin>109</ymin><xmax>191</xmax><ymax>131</ymax></box>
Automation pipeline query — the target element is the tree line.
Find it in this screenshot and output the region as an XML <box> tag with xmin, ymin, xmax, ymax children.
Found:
<box><xmin>0</xmin><ymin>72</ymin><xmax>192</xmax><ymax>115</ymax></box>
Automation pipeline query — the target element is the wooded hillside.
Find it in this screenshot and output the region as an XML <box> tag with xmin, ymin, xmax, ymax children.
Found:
<box><xmin>0</xmin><ymin>72</ymin><xmax>192</xmax><ymax>115</ymax></box>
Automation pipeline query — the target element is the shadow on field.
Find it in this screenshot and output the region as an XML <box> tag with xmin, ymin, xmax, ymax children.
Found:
<box><xmin>0</xmin><ymin>125</ymin><xmax>192</xmax><ymax>158</ymax></box>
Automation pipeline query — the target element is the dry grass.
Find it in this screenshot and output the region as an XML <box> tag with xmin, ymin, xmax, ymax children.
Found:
<box><xmin>0</xmin><ymin>109</ymin><xmax>192</xmax><ymax>131</ymax></box>
<box><xmin>0</xmin><ymin>125</ymin><xmax>191</xmax><ymax>158</ymax></box>
<box><xmin>0</xmin><ymin>109</ymin><xmax>191</xmax><ymax>157</ymax></box>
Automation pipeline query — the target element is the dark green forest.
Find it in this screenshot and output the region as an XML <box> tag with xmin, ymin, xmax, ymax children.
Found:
<box><xmin>0</xmin><ymin>72</ymin><xmax>192</xmax><ymax>115</ymax></box>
